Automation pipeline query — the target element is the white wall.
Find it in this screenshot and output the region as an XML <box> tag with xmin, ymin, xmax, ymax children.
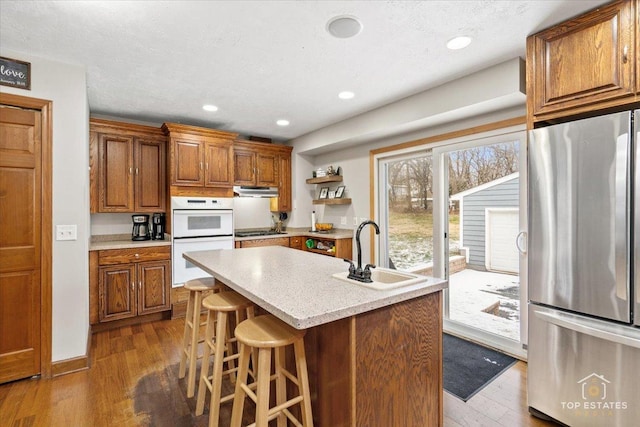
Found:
<box><xmin>288</xmin><ymin>58</ymin><xmax>526</xmax><ymax>265</ymax></box>
<box><xmin>0</xmin><ymin>49</ymin><xmax>90</xmax><ymax>361</ymax></box>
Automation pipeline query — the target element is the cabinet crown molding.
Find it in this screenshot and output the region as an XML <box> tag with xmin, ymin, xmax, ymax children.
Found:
<box><xmin>161</xmin><ymin>122</ymin><xmax>238</xmax><ymax>140</ymax></box>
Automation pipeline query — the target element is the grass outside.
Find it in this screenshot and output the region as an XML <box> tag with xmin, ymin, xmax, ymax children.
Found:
<box><xmin>388</xmin><ymin>209</ymin><xmax>459</xmax><ymax>240</ymax></box>
<box><xmin>387</xmin><ymin>209</ymin><xmax>460</xmax><ymax>270</ymax></box>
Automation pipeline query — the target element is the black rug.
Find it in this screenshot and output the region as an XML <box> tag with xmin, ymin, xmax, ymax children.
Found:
<box><xmin>443</xmin><ymin>333</ymin><xmax>517</xmax><ymax>402</ymax></box>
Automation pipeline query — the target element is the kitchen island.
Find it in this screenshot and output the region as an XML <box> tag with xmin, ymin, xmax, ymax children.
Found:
<box><xmin>184</xmin><ymin>246</ymin><xmax>447</xmax><ymax>427</ymax></box>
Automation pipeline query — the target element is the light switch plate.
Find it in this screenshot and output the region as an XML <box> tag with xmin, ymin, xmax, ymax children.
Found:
<box><xmin>340</xmin><ymin>216</ymin><xmax>347</xmax><ymax>225</ymax></box>
<box><xmin>56</xmin><ymin>224</ymin><xmax>77</xmax><ymax>241</ymax></box>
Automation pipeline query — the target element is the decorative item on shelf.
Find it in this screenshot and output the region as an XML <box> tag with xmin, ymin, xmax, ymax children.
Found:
<box><xmin>335</xmin><ymin>185</ymin><xmax>345</xmax><ymax>198</ymax></box>
<box><xmin>328</xmin><ymin>190</ymin><xmax>336</xmax><ymax>199</ymax></box>
<box><xmin>313</xmin><ymin>168</ymin><xmax>326</xmax><ymax>178</ymax></box>
<box><xmin>319</xmin><ymin>187</ymin><xmax>329</xmax><ymax>199</ymax></box>
<box><xmin>305</xmin><ymin>238</ymin><xmax>315</xmax><ymax>249</ymax></box>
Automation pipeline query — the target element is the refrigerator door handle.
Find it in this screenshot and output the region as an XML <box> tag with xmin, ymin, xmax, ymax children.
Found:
<box><xmin>534</xmin><ymin>310</ymin><xmax>640</xmax><ymax>349</ymax></box>
<box><xmin>516</xmin><ymin>231</ymin><xmax>527</xmax><ymax>255</ymax></box>
<box><xmin>614</xmin><ymin>137</ymin><xmax>629</xmax><ymax>301</ymax></box>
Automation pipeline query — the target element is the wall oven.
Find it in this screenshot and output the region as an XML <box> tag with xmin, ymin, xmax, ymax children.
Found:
<box><xmin>171</xmin><ymin>196</ymin><xmax>234</xmax><ymax>287</ymax></box>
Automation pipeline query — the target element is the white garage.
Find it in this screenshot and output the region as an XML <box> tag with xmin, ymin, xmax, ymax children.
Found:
<box><xmin>485</xmin><ymin>208</ymin><xmax>519</xmax><ymax>273</ymax></box>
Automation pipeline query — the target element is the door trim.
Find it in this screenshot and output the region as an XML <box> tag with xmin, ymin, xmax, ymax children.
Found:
<box><xmin>0</xmin><ymin>92</ymin><xmax>52</xmax><ymax>379</ymax></box>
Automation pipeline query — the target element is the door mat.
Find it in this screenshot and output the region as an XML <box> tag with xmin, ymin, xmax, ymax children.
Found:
<box><xmin>443</xmin><ymin>333</ymin><xmax>517</xmax><ymax>402</ymax></box>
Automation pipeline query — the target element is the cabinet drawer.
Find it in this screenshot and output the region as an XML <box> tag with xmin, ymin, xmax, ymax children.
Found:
<box><xmin>239</xmin><ymin>237</ymin><xmax>290</xmax><ymax>248</ymax></box>
<box><xmin>98</xmin><ymin>246</ymin><xmax>170</xmax><ymax>265</ymax></box>
<box><xmin>289</xmin><ymin>236</ymin><xmax>304</xmax><ymax>250</ymax></box>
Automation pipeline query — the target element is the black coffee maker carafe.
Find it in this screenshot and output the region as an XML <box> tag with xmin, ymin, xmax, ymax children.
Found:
<box><xmin>132</xmin><ymin>214</ymin><xmax>151</xmax><ymax>241</ymax></box>
<box><xmin>152</xmin><ymin>212</ymin><xmax>165</xmax><ymax>240</ymax></box>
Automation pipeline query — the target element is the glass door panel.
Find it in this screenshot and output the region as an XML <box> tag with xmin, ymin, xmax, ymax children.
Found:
<box><xmin>434</xmin><ymin>131</ymin><xmax>527</xmax><ymax>354</ymax></box>
<box><xmin>380</xmin><ymin>153</ymin><xmax>434</xmax><ymax>274</ymax></box>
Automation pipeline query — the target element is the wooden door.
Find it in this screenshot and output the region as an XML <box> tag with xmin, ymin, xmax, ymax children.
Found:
<box><xmin>137</xmin><ymin>260</ymin><xmax>171</xmax><ymax>315</ymax></box>
<box><xmin>204</xmin><ymin>139</ymin><xmax>233</xmax><ymax>187</ymax></box>
<box><xmin>99</xmin><ymin>265</ymin><xmax>136</xmax><ymax>322</ymax></box>
<box><xmin>99</xmin><ymin>134</ymin><xmax>134</xmax><ymax>212</ymax></box>
<box><xmin>171</xmin><ymin>138</ymin><xmax>203</xmax><ymax>186</ymax></box>
<box><xmin>0</xmin><ymin>107</ymin><xmax>42</xmax><ymax>383</ymax></box>
<box><xmin>255</xmin><ymin>151</ymin><xmax>278</xmax><ymax>187</ymax></box>
<box><xmin>135</xmin><ymin>138</ymin><xmax>166</xmax><ymax>212</ymax></box>
<box><xmin>233</xmin><ymin>149</ymin><xmax>255</xmax><ymax>185</ymax></box>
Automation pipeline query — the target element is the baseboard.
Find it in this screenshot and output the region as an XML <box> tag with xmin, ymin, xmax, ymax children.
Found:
<box><xmin>52</xmin><ymin>355</ymin><xmax>89</xmax><ymax>377</ymax></box>
<box><xmin>52</xmin><ymin>325</ymin><xmax>91</xmax><ymax>377</ymax></box>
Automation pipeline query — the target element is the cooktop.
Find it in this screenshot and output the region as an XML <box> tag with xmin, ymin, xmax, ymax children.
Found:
<box><xmin>234</xmin><ymin>230</ymin><xmax>287</xmax><ymax>238</ymax></box>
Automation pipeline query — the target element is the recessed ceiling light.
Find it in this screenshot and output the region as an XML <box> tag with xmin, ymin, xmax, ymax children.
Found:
<box><xmin>446</xmin><ymin>36</ymin><xmax>472</xmax><ymax>50</ymax></box>
<box><xmin>276</xmin><ymin>119</ymin><xmax>290</xmax><ymax>126</ymax></box>
<box><xmin>338</xmin><ymin>91</ymin><xmax>355</xmax><ymax>100</ymax></box>
<box><xmin>202</xmin><ymin>104</ymin><xmax>218</xmax><ymax>112</ymax></box>
<box><xmin>327</xmin><ymin>15</ymin><xmax>362</xmax><ymax>38</ymax></box>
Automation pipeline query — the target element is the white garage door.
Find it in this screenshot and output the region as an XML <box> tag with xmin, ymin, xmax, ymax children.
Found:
<box><xmin>485</xmin><ymin>208</ymin><xmax>519</xmax><ymax>273</ymax></box>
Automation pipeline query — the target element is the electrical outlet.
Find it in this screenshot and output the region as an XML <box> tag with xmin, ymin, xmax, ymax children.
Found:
<box><xmin>56</xmin><ymin>224</ymin><xmax>77</xmax><ymax>241</ymax></box>
<box><xmin>340</xmin><ymin>216</ymin><xmax>347</xmax><ymax>225</ymax></box>
<box><xmin>353</xmin><ymin>217</ymin><xmax>358</xmax><ymax>226</ymax></box>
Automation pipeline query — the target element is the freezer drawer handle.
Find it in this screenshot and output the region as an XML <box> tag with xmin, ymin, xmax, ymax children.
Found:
<box><xmin>535</xmin><ymin>310</ymin><xmax>640</xmax><ymax>349</ymax></box>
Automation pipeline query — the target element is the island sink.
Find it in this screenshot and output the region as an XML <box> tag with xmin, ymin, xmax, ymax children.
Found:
<box><xmin>333</xmin><ymin>267</ymin><xmax>427</xmax><ymax>290</ymax></box>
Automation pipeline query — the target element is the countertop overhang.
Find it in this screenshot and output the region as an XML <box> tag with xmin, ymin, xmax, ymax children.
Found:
<box><xmin>183</xmin><ymin>246</ymin><xmax>447</xmax><ymax>329</ymax></box>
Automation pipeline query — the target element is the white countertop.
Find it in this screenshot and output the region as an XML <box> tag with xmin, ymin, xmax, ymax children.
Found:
<box><xmin>89</xmin><ymin>234</ymin><xmax>172</xmax><ymax>251</ymax></box>
<box><xmin>184</xmin><ymin>246</ymin><xmax>447</xmax><ymax>329</ymax></box>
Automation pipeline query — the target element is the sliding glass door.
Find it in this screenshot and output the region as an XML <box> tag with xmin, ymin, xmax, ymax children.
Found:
<box><xmin>376</xmin><ymin>126</ymin><xmax>527</xmax><ymax>357</ymax></box>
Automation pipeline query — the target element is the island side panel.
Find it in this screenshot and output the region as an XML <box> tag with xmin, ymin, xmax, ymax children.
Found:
<box><xmin>306</xmin><ymin>317</ymin><xmax>353</xmax><ymax>427</ymax></box>
<box><xmin>354</xmin><ymin>291</ymin><xmax>442</xmax><ymax>427</ymax></box>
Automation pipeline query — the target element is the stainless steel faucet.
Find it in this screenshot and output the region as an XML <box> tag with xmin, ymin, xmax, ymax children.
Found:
<box><xmin>344</xmin><ymin>220</ymin><xmax>380</xmax><ymax>283</ymax></box>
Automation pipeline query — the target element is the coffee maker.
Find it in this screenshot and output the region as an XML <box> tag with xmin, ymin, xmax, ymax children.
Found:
<box><xmin>152</xmin><ymin>212</ymin><xmax>165</xmax><ymax>240</ymax></box>
<box><xmin>132</xmin><ymin>214</ymin><xmax>151</xmax><ymax>241</ymax></box>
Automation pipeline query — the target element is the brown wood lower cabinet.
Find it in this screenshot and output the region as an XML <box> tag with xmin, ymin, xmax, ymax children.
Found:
<box><xmin>234</xmin><ymin>235</ymin><xmax>353</xmax><ymax>259</ymax></box>
<box><xmin>90</xmin><ymin>246</ymin><xmax>171</xmax><ymax>329</ymax></box>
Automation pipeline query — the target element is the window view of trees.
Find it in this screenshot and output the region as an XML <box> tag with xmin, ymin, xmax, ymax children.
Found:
<box><xmin>386</xmin><ymin>141</ymin><xmax>519</xmax><ymax>271</ymax></box>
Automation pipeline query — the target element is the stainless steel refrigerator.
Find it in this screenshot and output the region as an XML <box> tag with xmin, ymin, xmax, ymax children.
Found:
<box><xmin>528</xmin><ymin>110</ymin><xmax>640</xmax><ymax>426</ymax></box>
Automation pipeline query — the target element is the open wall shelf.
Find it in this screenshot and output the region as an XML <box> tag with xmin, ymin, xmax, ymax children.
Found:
<box><xmin>312</xmin><ymin>198</ymin><xmax>352</xmax><ymax>205</ymax></box>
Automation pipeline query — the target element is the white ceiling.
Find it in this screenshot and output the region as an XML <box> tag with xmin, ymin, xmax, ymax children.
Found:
<box><xmin>0</xmin><ymin>0</ymin><xmax>603</xmax><ymax>142</ymax></box>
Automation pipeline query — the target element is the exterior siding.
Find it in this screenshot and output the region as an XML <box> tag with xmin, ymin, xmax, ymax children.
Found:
<box><xmin>461</xmin><ymin>177</ymin><xmax>519</xmax><ymax>269</ymax></box>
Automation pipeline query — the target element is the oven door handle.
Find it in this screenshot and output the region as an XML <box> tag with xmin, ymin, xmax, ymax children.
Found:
<box><xmin>173</xmin><ymin>235</ymin><xmax>233</xmax><ymax>242</ymax></box>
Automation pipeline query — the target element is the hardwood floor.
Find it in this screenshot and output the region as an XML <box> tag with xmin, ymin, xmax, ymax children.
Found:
<box><xmin>0</xmin><ymin>317</ymin><xmax>558</xmax><ymax>426</ymax></box>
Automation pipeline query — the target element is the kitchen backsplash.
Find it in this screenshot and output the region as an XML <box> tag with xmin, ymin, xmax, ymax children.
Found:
<box><xmin>233</xmin><ymin>197</ymin><xmax>274</xmax><ymax>229</ymax></box>
<box><xmin>90</xmin><ymin>213</ymin><xmax>133</xmax><ymax>235</ymax></box>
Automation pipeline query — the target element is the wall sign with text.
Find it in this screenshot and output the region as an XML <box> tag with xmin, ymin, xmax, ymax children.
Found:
<box><xmin>0</xmin><ymin>56</ymin><xmax>31</xmax><ymax>90</ymax></box>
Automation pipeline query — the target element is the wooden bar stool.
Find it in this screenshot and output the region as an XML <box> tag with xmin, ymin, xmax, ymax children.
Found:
<box><xmin>179</xmin><ymin>276</ymin><xmax>221</xmax><ymax>398</ymax></box>
<box><xmin>230</xmin><ymin>314</ymin><xmax>314</xmax><ymax>427</ymax></box>
<box><xmin>195</xmin><ymin>291</ymin><xmax>255</xmax><ymax>427</ymax></box>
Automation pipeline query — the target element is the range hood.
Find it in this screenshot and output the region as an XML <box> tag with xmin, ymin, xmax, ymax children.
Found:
<box><xmin>233</xmin><ymin>185</ymin><xmax>279</xmax><ymax>198</ymax></box>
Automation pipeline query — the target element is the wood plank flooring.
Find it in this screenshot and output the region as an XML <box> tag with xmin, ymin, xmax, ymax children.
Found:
<box><xmin>0</xmin><ymin>317</ymin><xmax>558</xmax><ymax>426</ymax></box>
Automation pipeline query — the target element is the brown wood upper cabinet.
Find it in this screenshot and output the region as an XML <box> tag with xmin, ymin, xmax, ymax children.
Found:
<box><xmin>90</xmin><ymin>118</ymin><xmax>166</xmax><ymax>213</ymax></box>
<box><xmin>526</xmin><ymin>0</ymin><xmax>639</xmax><ymax>124</ymax></box>
<box><xmin>162</xmin><ymin>122</ymin><xmax>238</xmax><ymax>195</ymax></box>
<box><xmin>271</xmin><ymin>151</ymin><xmax>292</xmax><ymax>212</ymax></box>
<box><xmin>233</xmin><ymin>140</ymin><xmax>279</xmax><ymax>187</ymax></box>
<box><xmin>234</xmin><ymin>140</ymin><xmax>293</xmax><ymax>211</ymax></box>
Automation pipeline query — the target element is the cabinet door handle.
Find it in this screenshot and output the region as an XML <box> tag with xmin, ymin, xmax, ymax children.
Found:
<box><xmin>623</xmin><ymin>45</ymin><xmax>628</xmax><ymax>63</ymax></box>
<box><xmin>131</xmin><ymin>282</ymin><xmax>135</xmax><ymax>291</ymax></box>
<box><xmin>200</xmin><ymin>162</ymin><xmax>203</xmax><ymax>170</ymax></box>
<box><xmin>205</xmin><ymin>163</ymin><xmax>209</xmax><ymax>171</ymax></box>
<box><xmin>135</xmin><ymin>167</ymin><xmax>139</xmax><ymax>175</ymax></box>
<box><xmin>129</xmin><ymin>167</ymin><xmax>133</xmax><ymax>175</ymax></box>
